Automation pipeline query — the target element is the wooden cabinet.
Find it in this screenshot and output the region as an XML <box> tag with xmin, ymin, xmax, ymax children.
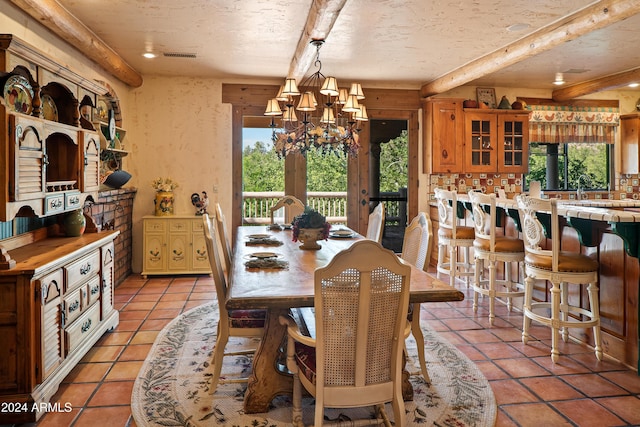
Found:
<box><xmin>424</xmin><ymin>99</ymin><xmax>464</xmax><ymax>173</ymax></box>
<box><xmin>142</xmin><ymin>216</ymin><xmax>211</xmax><ymax>277</ymax></box>
<box><xmin>0</xmin><ymin>35</ymin><xmax>113</xmax><ymax>222</ymax></box>
<box><xmin>424</xmin><ymin>99</ymin><xmax>529</xmax><ymax>174</ymax></box>
<box><xmin>1</xmin><ymin>105</ymin><xmax>103</xmax><ymax>220</ymax></box>
<box><xmin>620</xmin><ymin>113</ymin><xmax>640</xmax><ymax>174</ymax></box>
<box><xmin>0</xmin><ymin>231</ymin><xmax>119</xmax><ymax>423</ymax></box>
<box><xmin>464</xmin><ymin>110</ymin><xmax>529</xmax><ymax>173</ymax></box>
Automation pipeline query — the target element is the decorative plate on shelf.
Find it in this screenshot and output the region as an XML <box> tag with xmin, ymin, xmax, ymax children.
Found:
<box><xmin>96</xmin><ymin>99</ymin><xmax>109</xmax><ymax>121</ymax></box>
<box><xmin>3</xmin><ymin>75</ymin><xmax>33</xmax><ymax>115</ymax></box>
<box><xmin>41</xmin><ymin>94</ymin><xmax>58</xmax><ymax>121</ymax></box>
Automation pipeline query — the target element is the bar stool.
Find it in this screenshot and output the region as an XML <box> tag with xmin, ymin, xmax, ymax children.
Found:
<box><xmin>468</xmin><ymin>191</ymin><xmax>525</xmax><ymax>326</ymax></box>
<box><xmin>515</xmin><ymin>195</ymin><xmax>602</xmax><ymax>363</ymax></box>
<box><xmin>434</xmin><ymin>188</ymin><xmax>475</xmax><ymax>288</ymax></box>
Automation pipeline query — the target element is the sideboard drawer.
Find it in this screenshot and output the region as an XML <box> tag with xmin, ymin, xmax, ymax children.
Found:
<box><xmin>86</xmin><ymin>275</ymin><xmax>101</xmax><ymax>307</ymax></box>
<box><xmin>63</xmin><ymin>287</ymin><xmax>84</xmax><ymax>326</ymax></box>
<box><xmin>65</xmin><ymin>250</ymin><xmax>100</xmax><ymax>292</ymax></box>
<box><xmin>65</xmin><ymin>303</ymin><xmax>100</xmax><ymax>355</ymax></box>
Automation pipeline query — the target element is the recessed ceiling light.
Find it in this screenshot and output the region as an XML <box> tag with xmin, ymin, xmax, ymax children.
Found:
<box><xmin>553</xmin><ymin>72</ymin><xmax>565</xmax><ymax>85</ymax></box>
<box><xmin>142</xmin><ymin>52</ymin><xmax>156</xmax><ymax>59</ymax></box>
<box><xmin>629</xmin><ymin>83</ymin><xmax>639</xmax><ymax>88</ymax></box>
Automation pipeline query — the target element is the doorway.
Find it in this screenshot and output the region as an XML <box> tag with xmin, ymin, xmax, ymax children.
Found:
<box><xmin>369</xmin><ymin>119</ymin><xmax>409</xmax><ymax>252</ymax></box>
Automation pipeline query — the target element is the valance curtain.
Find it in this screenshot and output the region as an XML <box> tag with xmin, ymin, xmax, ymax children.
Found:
<box><xmin>527</xmin><ymin>104</ymin><xmax>619</xmax><ymax>144</ymax></box>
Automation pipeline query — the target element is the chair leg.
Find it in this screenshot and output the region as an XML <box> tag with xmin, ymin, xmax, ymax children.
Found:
<box><xmin>587</xmin><ymin>282</ymin><xmax>603</xmax><ymax>361</ymax></box>
<box><xmin>522</xmin><ymin>275</ymin><xmax>534</xmax><ymax>345</ymax></box>
<box><xmin>550</xmin><ymin>281</ymin><xmax>561</xmax><ymax>363</ymax></box>
<box><xmin>209</xmin><ymin>325</ymin><xmax>229</xmax><ymax>394</ymax></box>
<box><xmin>473</xmin><ymin>257</ymin><xmax>480</xmax><ymax>313</ymax></box>
<box><xmin>463</xmin><ymin>246</ymin><xmax>472</xmax><ymax>287</ymax></box>
<box><xmin>488</xmin><ymin>259</ymin><xmax>496</xmax><ymax>326</ymax></box>
<box><xmin>437</xmin><ymin>242</ymin><xmax>446</xmax><ymax>280</ymax></box>
<box><xmin>505</xmin><ymin>261</ymin><xmax>513</xmax><ymax>312</ymax></box>
<box><xmin>449</xmin><ymin>244</ymin><xmax>457</xmax><ymax>288</ymax></box>
<box><xmin>410</xmin><ymin>303</ymin><xmax>430</xmax><ymax>383</ymax></box>
<box><xmin>560</xmin><ymin>282</ymin><xmax>569</xmax><ymax>343</ymax></box>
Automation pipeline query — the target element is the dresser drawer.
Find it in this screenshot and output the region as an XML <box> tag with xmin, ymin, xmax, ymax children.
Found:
<box><xmin>144</xmin><ymin>219</ymin><xmax>166</xmax><ymax>233</ymax></box>
<box><xmin>65</xmin><ymin>303</ymin><xmax>100</xmax><ymax>355</ymax></box>
<box><xmin>63</xmin><ymin>286</ymin><xmax>84</xmax><ymax>326</ymax></box>
<box><xmin>86</xmin><ymin>275</ymin><xmax>101</xmax><ymax>307</ymax></box>
<box><xmin>44</xmin><ymin>193</ymin><xmax>65</xmax><ymax>215</ymax></box>
<box><xmin>168</xmin><ymin>219</ymin><xmax>189</xmax><ymax>233</ymax></box>
<box><xmin>65</xmin><ymin>250</ymin><xmax>100</xmax><ymax>292</ymax></box>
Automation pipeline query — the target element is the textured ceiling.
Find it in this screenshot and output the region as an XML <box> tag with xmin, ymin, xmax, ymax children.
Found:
<box><xmin>25</xmin><ymin>0</ymin><xmax>640</xmax><ymax>90</ymax></box>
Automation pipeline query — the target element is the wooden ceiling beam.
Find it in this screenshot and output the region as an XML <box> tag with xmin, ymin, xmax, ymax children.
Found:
<box><xmin>288</xmin><ymin>0</ymin><xmax>347</xmax><ymax>82</ymax></box>
<box><xmin>420</xmin><ymin>0</ymin><xmax>640</xmax><ymax>99</ymax></box>
<box><xmin>552</xmin><ymin>66</ymin><xmax>640</xmax><ymax>101</ymax></box>
<box><xmin>8</xmin><ymin>0</ymin><xmax>143</xmax><ymax>88</ymax></box>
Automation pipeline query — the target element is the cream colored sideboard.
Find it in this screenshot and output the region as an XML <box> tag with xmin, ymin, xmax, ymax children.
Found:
<box><xmin>141</xmin><ymin>215</ymin><xmax>211</xmax><ymax>277</ymax></box>
<box><xmin>0</xmin><ymin>230</ymin><xmax>119</xmax><ymax>423</ymax></box>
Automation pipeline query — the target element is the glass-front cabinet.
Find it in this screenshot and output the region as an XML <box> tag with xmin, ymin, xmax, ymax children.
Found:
<box><xmin>464</xmin><ymin>110</ymin><xmax>529</xmax><ymax>173</ymax></box>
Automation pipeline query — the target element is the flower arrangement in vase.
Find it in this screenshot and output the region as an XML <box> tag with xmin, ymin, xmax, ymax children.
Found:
<box><xmin>291</xmin><ymin>206</ymin><xmax>331</xmax><ymax>250</ymax></box>
<box><xmin>151</xmin><ymin>177</ymin><xmax>179</xmax><ymax>216</ymax></box>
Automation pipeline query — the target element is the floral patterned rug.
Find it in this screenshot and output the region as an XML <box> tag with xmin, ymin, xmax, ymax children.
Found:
<box><xmin>131</xmin><ymin>302</ymin><xmax>496</xmax><ymax>426</ymax></box>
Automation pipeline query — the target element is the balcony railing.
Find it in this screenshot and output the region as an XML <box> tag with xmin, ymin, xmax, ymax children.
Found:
<box><xmin>242</xmin><ymin>189</ymin><xmax>407</xmax><ymax>227</ymax></box>
<box><xmin>242</xmin><ymin>192</ymin><xmax>348</xmax><ymax>225</ymax></box>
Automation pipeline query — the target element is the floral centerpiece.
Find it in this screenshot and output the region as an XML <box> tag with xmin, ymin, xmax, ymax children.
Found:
<box><xmin>151</xmin><ymin>177</ymin><xmax>179</xmax><ymax>192</ymax></box>
<box><xmin>151</xmin><ymin>177</ymin><xmax>179</xmax><ymax>216</ymax></box>
<box><xmin>291</xmin><ymin>206</ymin><xmax>331</xmax><ymax>249</ymax></box>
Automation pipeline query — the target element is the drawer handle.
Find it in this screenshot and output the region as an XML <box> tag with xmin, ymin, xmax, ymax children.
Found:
<box><xmin>68</xmin><ymin>300</ymin><xmax>80</xmax><ymax>313</ymax></box>
<box><xmin>80</xmin><ymin>263</ymin><xmax>92</xmax><ymax>275</ymax></box>
<box><xmin>81</xmin><ymin>318</ymin><xmax>92</xmax><ymax>333</ymax></box>
<box><xmin>90</xmin><ymin>284</ymin><xmax>100</xmax><ymax>295</ymax></box>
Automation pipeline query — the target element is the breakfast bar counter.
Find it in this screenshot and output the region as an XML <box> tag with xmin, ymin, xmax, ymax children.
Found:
<box><xmin>430</xmin><ymin>195</ymin><xmax>639</xmax><ymax>371</ymax></box>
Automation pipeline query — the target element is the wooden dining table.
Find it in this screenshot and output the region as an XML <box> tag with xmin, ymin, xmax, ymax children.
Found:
<box><xmin>227</xmin><ymin>225</ymin><xmax>465</xmax><ymax>414</ymax></box>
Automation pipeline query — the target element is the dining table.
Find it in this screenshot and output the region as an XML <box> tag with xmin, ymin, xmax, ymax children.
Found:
<box><xmin>227</xmin><ymin>225</ymin><xmax>465</xmax><ymax>414</ymax></box>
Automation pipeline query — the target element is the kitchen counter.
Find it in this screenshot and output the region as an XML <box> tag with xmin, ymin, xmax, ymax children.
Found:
<box><xmin>431</xmin><ymin>193</ymin><xmax>639</xmax><ymax>371</ymax></box>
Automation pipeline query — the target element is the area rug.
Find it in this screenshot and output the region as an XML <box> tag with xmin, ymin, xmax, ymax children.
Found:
<box><xmin>132</xmin><ymin>302</ymin><xmax>496</xmax><ymax>426</ymax></box>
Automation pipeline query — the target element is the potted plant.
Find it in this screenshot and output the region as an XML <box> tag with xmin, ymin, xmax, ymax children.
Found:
<box><xmin>291</xmin><ymin>206</ymin><xmax>331</xmax><ymax>250</ymax></box>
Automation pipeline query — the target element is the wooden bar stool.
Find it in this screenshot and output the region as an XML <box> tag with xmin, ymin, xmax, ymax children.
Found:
<box><xmin>468</xmin><ymin>191</ymin><xmax>525</xmax><ymax>326</ymax></box>
<box><xmin>515</xmin><ymin>195</ymin><xmax>602</xmax><ymax>363</ymax></box>
<box><xmin>434</xmin><ymin>188</ymin><xmax>475</xmax><ymax>288</ymax></box>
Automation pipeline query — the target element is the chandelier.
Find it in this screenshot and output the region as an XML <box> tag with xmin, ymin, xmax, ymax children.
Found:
<box><xmin>264</xmin><ymin>39</ymin><xmax>368</xmax><ymax>158</ymax></box>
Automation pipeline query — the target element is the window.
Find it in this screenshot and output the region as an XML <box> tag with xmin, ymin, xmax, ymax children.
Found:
<box><xmin>524</xmin><ymin>99</ymin><xmax>618</xmax><ymax>192</ymax></box>
<box><xmin>526</xmin><ymin>142</ymin><xmax>612</xmax><ymax>191</ymax></box>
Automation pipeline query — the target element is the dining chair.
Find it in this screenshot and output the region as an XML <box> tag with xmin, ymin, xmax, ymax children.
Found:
<box><xmin>214</xmin><ymin>202</ymin><xmax>232</xmax><ymax>274</ymax></box>
<box><xmin>202</xmin><ymin>214</ymin><xmax>266</xmax><ymax>394</ymax></box>
<box><xmin>270</xmin><ymin>195</ymin><xmax>305</xmax><ymax>225</ymax></box>
<box><xmin>515</xmin><ymin>195</ymin><xmax>602</xmax><ymax>363</ymax></box>
<box><xmin>365</xmin><ymin>202</ymin><xmax>385</xmax><ymax>243</ymax></box>
<box><xmin>434</xmin><ymin>188</ymin><xmax>475</xmax><ymax>288</ymax></box>
<box><xmin>279</xmin><ymin>239</ymin><xmax>411</xmax><ymax>427</ymax></box>
<box><xmin>400</xmin><ymin>211</ymin><xmax>433</xmax><ymax>383</ymax></box>
<box><xmin>468</xmin><ymin>190</ymin><xmax>525</xmax><ymax>326</ymax></box>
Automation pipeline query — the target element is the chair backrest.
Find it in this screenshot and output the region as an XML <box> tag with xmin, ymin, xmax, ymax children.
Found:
<box><xmin>270</xmin><ymin>195</ymin><xmax>305</xmax><ymax>224</ymax></box>
<box><xmin>314</xmin><ymin>239</ymin><xmax>411</xmax><ymax>403</ymax></box>
<box><xmin>202</xmin><ymin>214</ymin><xmax>230</xmax><ymax>319</ymax></box>
<box><xmin>215</xmin><ymin>202</ymin><xmax>232</xmax><ymax>274</ymax></box>
<box><xmin>515</xmin><ymin>194</ymin><xmax>558</xmax><ymax>271</ymax></box>
<box><xmin>365</xmin><ymin>202</ymin><xmax>385</xmax><ymax>243</ymax></box>
<box><xmin>401</xmin><ymin>211</ymin><xmax>433</xmax><ymax>271</ymax></box>
<box><xmin>434</xmin><ymin>187</ymin><xmax>461</xmax><ymax>238</ymax></box>
<box><xmin>468</xmin><ymin>190</ymin><xmax>496</xmax><ymax>250</ymax></box>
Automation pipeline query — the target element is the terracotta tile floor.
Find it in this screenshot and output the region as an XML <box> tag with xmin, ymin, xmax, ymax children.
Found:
<box><xmin>11</xmin><ymin>273</ymin><xmax>640</xmax><ymax>427</ymax></box>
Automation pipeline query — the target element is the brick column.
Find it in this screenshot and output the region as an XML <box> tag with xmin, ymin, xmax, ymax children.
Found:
<box><xmin>88</xmin><ymin>188</ymin><xmax>137</xmax><ymax>287</ymax></box>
